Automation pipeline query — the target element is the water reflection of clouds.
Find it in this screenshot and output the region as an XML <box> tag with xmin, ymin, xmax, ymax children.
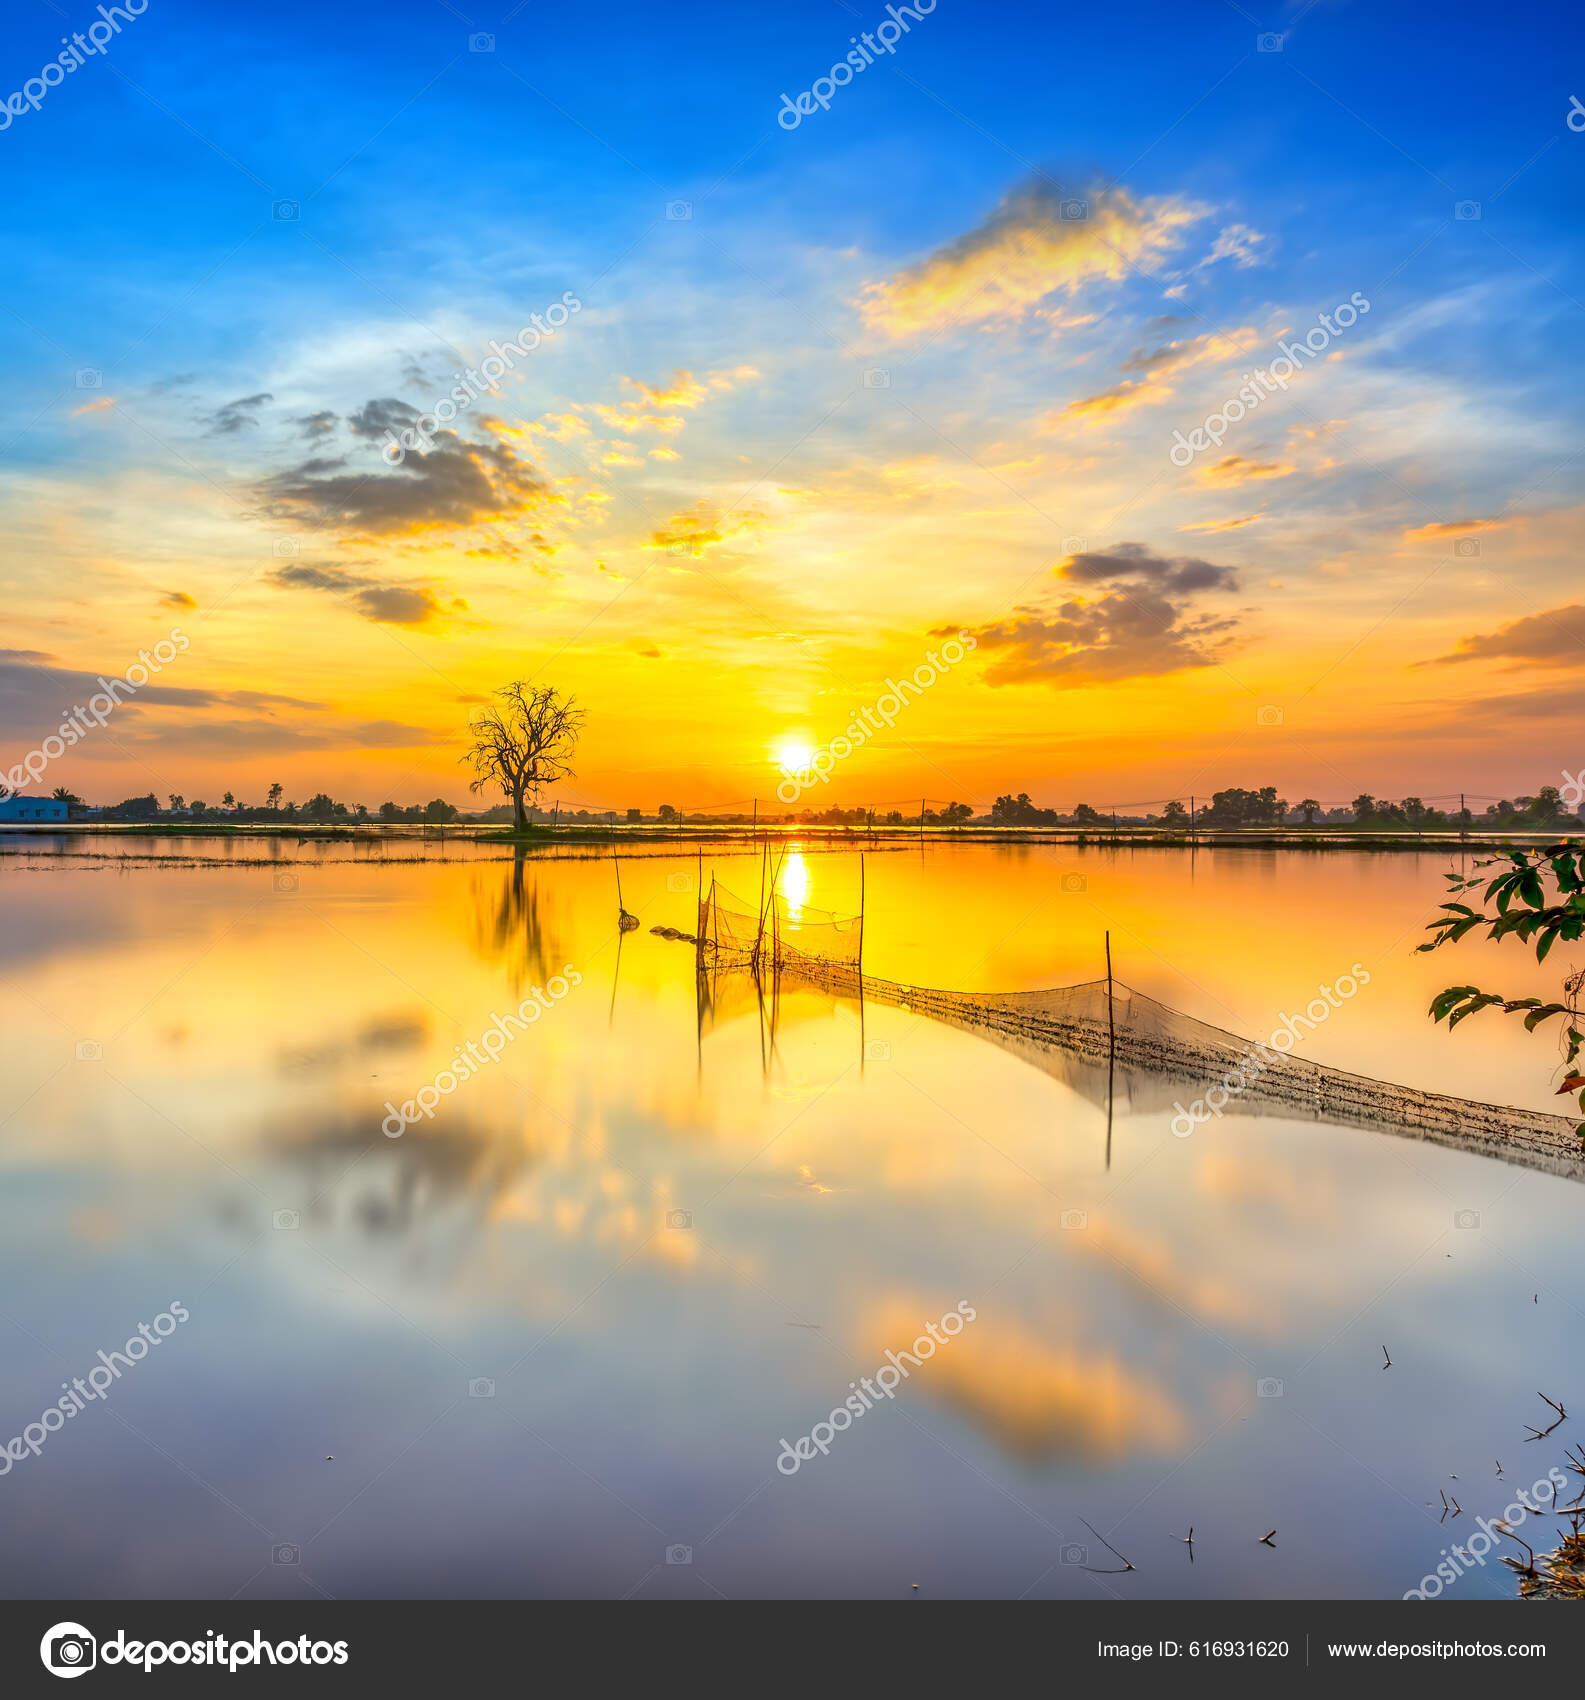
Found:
<box><xmin>5</xmin><ymin>852</ymin><xmax>1585</xmax><ymax>1597</ymax></box>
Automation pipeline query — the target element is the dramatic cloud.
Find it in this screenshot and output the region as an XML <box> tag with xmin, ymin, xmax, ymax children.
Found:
<box><xmin>295</xmin><ymin>410</ymin><xmax>339</xmax><ymax>439</ymax></box>
<box><xmin>160</xmin><ymin>590</ymin><xmax>197</xmax><ymax>609</ymax></box>
<box><xmin>962</xmin><ymin>542</ymin><xmax>1240</xmax><ymax>686</ymax></box>
<box><xmin>859</xmin><ymin>181</ymin><xmax>1207</xmax><ymax>339</ymax></box>
<box><xmin>1059</xmin><ymin>542</ymin><xmax>1237</xmax><ymax>594</ymax></box>
<box><xmin>259</xmin><ymin>399</ymin><xmax>550</xmax><ymax>536</ymax></box>
<box><xmin>207</xmin><ymin>392</ymin><xmax>274</xmax><ymax>435</ymax></box>
<box><xmin>269</xmin><ymin>563</ymin><xmax>458</xmax><ymax>626</ymax></box>
<box><xmin>1425</xmin><ymin>603</ymin><xmax>1585</xmax><ymax>669</ymax></box>
<box><xmin>0</xmin><ymin>649</ymin><xmax>321</xmax><ymax>745</ymax></box>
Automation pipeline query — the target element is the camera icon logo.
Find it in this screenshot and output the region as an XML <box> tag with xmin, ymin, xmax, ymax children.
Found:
<box><xmin>272</xmin><ymin>200</ymin><xmax>300</xmax><ymax>221</ymax></box>
<box><xmin>1060</xmin><ymin>199</ymin><xmax>1089</xmax><ymax>221</ymax></box>
<box><xmin>1061</xmin><ymin>1209</ymin><xmax>1088</xmax><ymax>1230</ymax></box>
<box><xmin>74</xmin><ymin>368</ymin><xmax>103</xmax><ymax>390</ymax></box>
<box><xmin>666</xmin><ymin>1544</ymin><xmax>692</xmax><ymax>1565</ymax></box>
<box><xmin>469</xmin><ymin>1377</ymin><xmax>495</xmax><ymax>1398</ymax></box>
<box><xmin>272</xmin><ymin>1543</ymin><xmax>299</xmax><ymax>1566</ymax></box>
<box><xmin>1257</xmin><ymin>32</ymin><xmax>1285</xmax><ymax>51</ymax></box>
<box><xmin>272</xmin><ymin>537</ymin><xmax>300</xmax><ymax>558</ymax></box>
<box><xmin>469</xmin><ymin>32</ymin><xmax>495</xmax><ymax>52</ymax></box>
<box><xmin>40</xmin><ymin>1623</ymin><xmax>96</xmax><ymax>1678</ymax></box>
<box><xmin>1060</xmin><ymin>1543</ymin><xmax>1087</xmax><ymax>1565</ymax></box>
<box><xmin>666</xmin><ymin>1209</ymin><xmax>693</xmax><ymax>1230</ymax></box>
<box><xmin>1453</xmin><ymin>537</ymin><xmax>1480</xmax><ymax>558</ymax></box>
<box><xmin>863</xmin><ymin>368</ymin><xmax>891</xmax><ymax>389</ymax></box>
<box><xmin>75</xmin><ymin>1040</ymin><xmax>102</xmax><ymax>1061</ymax></box>
<box><xmin>1454</xmin><ymin>200</ymin><xmax>1481</xmax><ymax>221</ymax></box>
<box><xmin>666</xmin><ymin>201</ymin><xmax>692</xmax><ymax>220</ymax></box>
<box><xmin>1257</xmin><ymin>1376</ymin><xmax>1284</xmax><ymax>1398</ymax></box>
<box><xmin>666</xmin><ymin>871</ymin><xmax>694</xmax><ymax>893</ymax></box>
<box><xmin>273</xmin><ymin>1209</ymin><xmax>300</xmax><ymax>1231</ymax></box>
<box><xmin>865</xmin><ymin>1039</ymin><xmax>891</xmax><ymax>1061</ymax></box>
<box><xmin>1061</xmin><ymin>872</ymin><xmax>1087</xmax><ymax>894</ymax></box>
<box><xmin>1454</xmin><ymin>1208</ymin><xmax>1480</xmax><ymax>1229</ymax></box>
<box><xmin>274</xmin><ymin>872</ymin><xmax>299</xmax><ymax>894</ymax></box>
<box><xmin>1257</xmin><ymin>704</ymin><xmax>1285</xmax><ymax>727</ymax></box>
<box><xmin>1061</xmin><ymin>535</ymin><xmax>1087</xmax><ymax>556</ymax></box>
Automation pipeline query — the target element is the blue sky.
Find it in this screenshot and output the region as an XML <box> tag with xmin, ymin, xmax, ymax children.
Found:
<box><xmin>4</xmin><ymin>0</ymin><xmax>1585</xmax><ymax>810</ymax></box>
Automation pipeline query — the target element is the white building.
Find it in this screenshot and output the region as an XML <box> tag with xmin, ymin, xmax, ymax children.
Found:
<box><xmin>0</xmin><ymin>795</ymin><xmax>69</xmax><ymax>822</ymax></box>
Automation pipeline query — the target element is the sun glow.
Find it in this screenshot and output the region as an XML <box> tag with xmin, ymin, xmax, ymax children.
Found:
<box><xmin>780</xmin><ymin>848</ymin><xmax>811</xmax><ymax>918</ymax></box>
<box><xmin>772</xmin><ymin>737</ymin><xmax>816</xmax><ymax>776</ymax></box>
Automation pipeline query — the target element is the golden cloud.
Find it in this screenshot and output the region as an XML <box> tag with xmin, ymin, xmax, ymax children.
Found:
<box><xmin>863</xmin><ymin>1302</ymin><xmax>1183</xmax><ymax>1463</ymax></box>
<box><xmin>859</xmin><ymin>182</ymin><xmax>1207</xmax><ymax>340</ymax></box>
<box><xmin>1199</xmin><ymin>455</ymin><xmax>1295</xmax><ymax>486</ymax></box>
<box><xmin>1404</xmin><ymin>516</ymin><xmax>1505</xmax><ymax>540</ymax></box>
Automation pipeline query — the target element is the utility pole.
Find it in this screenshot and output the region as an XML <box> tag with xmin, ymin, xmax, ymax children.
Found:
<box><xmin>920</xmin><ymin>797</ymin><xmax>926</xmax><ymax>834</ymax></box>
<box><xmin>1460</xmin><ymin>792</ymin><xmax>1466</xmax><ymax>843</ymax></box>
<box><xmin>1190</xmin><ymin>795</ymin><xmax>1196</xmax><ymax>836</ymax></box>
<box><xmin>752</xmin><ymin>797</ymin><xmax>757</xmax><ymax>836</ymax></box>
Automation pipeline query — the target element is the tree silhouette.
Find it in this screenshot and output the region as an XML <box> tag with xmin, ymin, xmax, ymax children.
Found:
<box><xmin>463</xmin><ymin>683</ymin><xmax>585</xmax><ymax>833</ymax></box>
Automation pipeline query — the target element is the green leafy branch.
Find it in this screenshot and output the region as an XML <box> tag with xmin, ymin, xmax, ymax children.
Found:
<box><xmin>1419</xmin><ymin>843</ymin><xmax>1585</xmax><ymax>1136</ymax></box>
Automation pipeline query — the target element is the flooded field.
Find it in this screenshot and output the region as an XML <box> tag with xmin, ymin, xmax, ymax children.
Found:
<box><xmin>1</xmin><ymin>839</ymin><xmax>1580</xmax><ymax>1599</ymax></box>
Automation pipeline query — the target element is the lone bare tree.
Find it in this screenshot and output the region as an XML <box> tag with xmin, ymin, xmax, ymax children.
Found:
<box><xmin>463</xmin><ymin>682</ymin><xmax>585</xmax><ymax>832</ymax></box>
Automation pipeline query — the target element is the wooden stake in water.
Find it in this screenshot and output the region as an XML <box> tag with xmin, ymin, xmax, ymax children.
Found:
<box><xmin>858</xmin><ymin>852</ymin><xmax>865</xmax><ymax>982</ymax></box>
<box><xmin>1105</xmin><ymin>929</ymin><xmax>1116</xmax><ymax>1170</ymax></box>
<box><xmin>1105</xmin><ymin>930</ymin><xmax>1115</xmax><ymax>1053</ymax></box>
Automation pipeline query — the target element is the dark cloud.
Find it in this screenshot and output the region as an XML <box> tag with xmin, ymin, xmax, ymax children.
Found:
<box><xmin>263</xmin><ymin>402</ymin><xmax>547</xmax><ymax>536</ymax></box>
<box><xmin>1424</xmin><ymin>603</ymin><xmax>1585</xmax><ymax>670</ymax></box>
<box><xmin>269</xmin><ymin>562</ymin><xmax>451</xmax><ymax>626</ymax></box>
<box><xmin>161</xmin><ymin>590</ymin><xmax>197</xmax><ymax>609</ymax></box>
<box><xmin>295</xmin><ymin>410</ymin><xmax>339</xmax><ymax>439</ymax></box>
<box><xmin>1058</xmin><ymin>541</ymin><xmax>1238</xmax><ymax>594</ymax></box>
<box><xmin>0</xmin><ymin>649</ymin><xmax>324</xmax><ymax>751</ymax></box>
<box><xmin>962</xmin><ymin>542</ymin><xmax>1240</xmax><ymax>686</ymax></box>
<box><xmin>108</xmin><ymin>716</ymin><xmax>432</xmax><ymax>754</ymax></box>
<box><xmin>207</xmin><ymin>392</ymin><xmax>274</xmax><ymax>435</ymax></box>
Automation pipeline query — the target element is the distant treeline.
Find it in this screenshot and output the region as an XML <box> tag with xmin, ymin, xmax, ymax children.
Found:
<box><xmin>47</xmin><ymin>783</ymin><xmax>1585</xmax><ymax>832</ymax></box>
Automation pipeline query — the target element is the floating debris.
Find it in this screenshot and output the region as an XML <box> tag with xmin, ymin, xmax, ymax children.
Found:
<box><xmin>1259</xmin><ymin>1530</ymin><xmax>1277</xmax><ymax>1546</ymax></box>
<box><xmin>1078</xmin><ymin>1518</ymin><xmax>1136</xmax><ymax>1574</ymax></box>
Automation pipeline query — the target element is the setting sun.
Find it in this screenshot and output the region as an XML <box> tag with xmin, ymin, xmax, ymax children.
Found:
<box><xmin>772</xmin><ymin>737</ymin><xmax>816</xmax><ymax>777</ymax></box>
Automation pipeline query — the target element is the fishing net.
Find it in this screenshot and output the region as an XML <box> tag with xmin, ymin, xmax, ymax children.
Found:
<box><xmin>697</xmin><ymin>878</ymin><xmax>863</xmax><ymax>974</ymax></box>
<box><xmin>669</xmin><ymin>897</ymin><xmax>1583</xmax><ymax>1175</ymax></box>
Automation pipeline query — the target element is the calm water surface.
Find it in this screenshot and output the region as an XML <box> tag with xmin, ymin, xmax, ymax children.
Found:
<box><xmin>1</xmin><ymin>838</ymin><xmax>1580</xmax><ymax>1598</ymax></box>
